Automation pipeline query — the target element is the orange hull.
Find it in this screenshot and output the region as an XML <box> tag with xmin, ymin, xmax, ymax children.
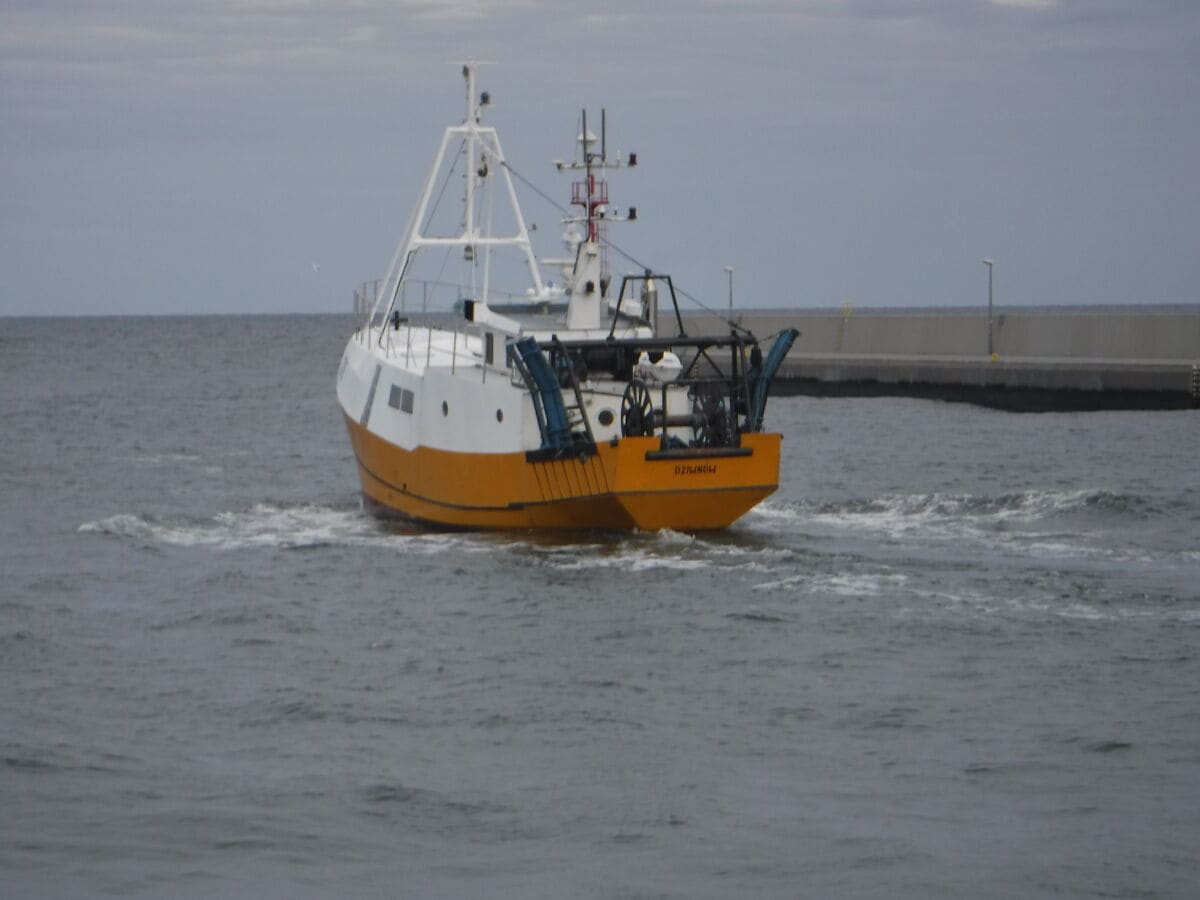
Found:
<box><xmin>344</xmin><ymin>415</ymin><xmax>780</xmax><ymax>530</ymax></box>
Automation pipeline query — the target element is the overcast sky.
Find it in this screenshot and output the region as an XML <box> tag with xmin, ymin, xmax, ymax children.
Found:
<box><xmin>2</xmin><ymin>0</ymin><xmax>1198</xmax><ymax>316</ymax></box>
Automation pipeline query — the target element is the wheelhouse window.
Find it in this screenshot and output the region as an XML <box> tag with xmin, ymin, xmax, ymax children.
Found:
<box><xmin>388</xmin><ymin>385</ymin><xmax>415</xmax><ymax>414</ymax></box>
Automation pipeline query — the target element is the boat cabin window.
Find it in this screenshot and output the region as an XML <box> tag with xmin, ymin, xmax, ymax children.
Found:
<box><xmin>388</xmin><ymin>385</ymin><xmax>414</xmax><ymax>414</ymax></box>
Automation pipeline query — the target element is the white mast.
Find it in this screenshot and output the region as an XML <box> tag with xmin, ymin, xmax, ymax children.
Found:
<box><xmin>372</xmin><ymin>64</ymin><xmax>546</xmax><ymax>337</ymax></box>
<box><xmin>464</xmin><ymin>65</ymin><xmax>475</xmax><ymax>247</ymax></box>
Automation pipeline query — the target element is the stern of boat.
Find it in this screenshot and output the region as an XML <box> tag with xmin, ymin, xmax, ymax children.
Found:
<box><xmin>603</xmin><ymin>433</ymin><xmax>779</xmax><ymax>530</ymax></box>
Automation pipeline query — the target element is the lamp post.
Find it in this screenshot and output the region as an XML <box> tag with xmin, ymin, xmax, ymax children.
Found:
<box><xmin>982</xmin><ymin>258</ymin><xmax>994</xmax><ymax>357</ymax></box>
<box><xmin>724</xmin><ymin>265</ymin><xmax>734</xmax><ymax>315</ymax></box>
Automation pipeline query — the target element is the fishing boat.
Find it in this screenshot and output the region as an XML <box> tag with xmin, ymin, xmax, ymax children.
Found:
<box><xmin>336</xmin><ymin>66</ymin><xmax>797</xmax><ymax>530</ymax></box>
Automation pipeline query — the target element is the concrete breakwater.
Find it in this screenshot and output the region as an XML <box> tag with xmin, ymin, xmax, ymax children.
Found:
<box><xmin>679</xmin><ymin>306</ymin><xmax>1200</xmax><ymax>411</ymax></box>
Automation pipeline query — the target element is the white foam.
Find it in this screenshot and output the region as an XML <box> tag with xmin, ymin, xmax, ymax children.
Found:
<box><xmin>1020</xmin><ymin>539</ymin><xmax>1119</xmax><ymax>561</ymax></box>
<box><xmin>78</xmin><ymin>508</ymin><xmax>746</xmax><ymax>567</ymax></box>
<box><xmin>549</xmin><ymin>551</ymin><xmax>711</xmax><ymax>572</ymax></box>
<box><xmin>1054</xmin><ymin>602</ymin><xmax>1110</xmax><ymax>621</ymax></box>
<box><xmin>79</xmin><ymin>504</ymin><xmax>461</xmax><ymax>553</ymax></box>
<box><xmin>131</xmin><ymin>452</ymin><xmax>203</xmax><ymax>465</ymax></box>
<box><xmin>753</xmin><ymin>571</ymin><xmax>908</xmax><ymax>596</ymax></box>
<box><xmin>79</xmin><ymin>513</ymin><xmax>161</xmax><ymax>541</ymax></box>
<box><xmin>745</xmin><ymin>501</ymin><xmax>803</xmax><ymax>523</ymax></box>
<box><xmin>651</xmin><ymin>528</ymin><xmax>697</xmax><ymax>546</ymax></box>
<box><xmin>757</xmin><ymin>488</ymin><xmax>1133</xmax><ymax>528</ymax></box>
<box><xmin>751</xmin><ymin>574</ymin><xmax>807</xmax><ymax>591</ymax></box>
<box><xmin>747</xmin><ymin>490</ymin><xmax>1159</xmax><ymax>564</ymax></box>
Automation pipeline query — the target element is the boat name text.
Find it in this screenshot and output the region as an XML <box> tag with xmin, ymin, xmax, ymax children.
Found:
<box><xmin>674</xmin><ymin>463</ymin><xmax>717</xmax><ymax>476</ymax></box>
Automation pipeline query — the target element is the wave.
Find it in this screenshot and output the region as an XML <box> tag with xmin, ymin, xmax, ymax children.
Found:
<box><xmin>753</xmin><ymin>571</ymin><xmax>909</xmax><ymax>595</ymax></box>
<box><xmin>78</xmin><ymin>504</ymin><xmax>464</xmax><ymax>553</ymax></box>
<box><xmin>77</xmin><ymin>489</ymin><xmax>1192</xmax><ymax>583</ymax></box>
<box><xmin>755</xmin><ymin>488</ymin><xmax>1156</xmax><ymax>525</ymax></box>
<box><xmin>546</xmin><ymin>550</ymin><xmax>712</xmax><ymax>572</ymax></box>
<box><xmin>77</xmin><ymin>503</ymin><xmax>808</xmax><ymax>574</ymax></box>
<box><xmin>744</xmin><ymin>488</ymin><xmax>1188</xmax><ymax>563</ymax></box>
<box><xmin>521</xmin><ymin>527</ymin><xmax>801</xmax><ymax>574</ymax></box>
<box><xmin>130</xmin><ymin>452</ymin><xmax>204</xmax><ymax>466</ymax></box>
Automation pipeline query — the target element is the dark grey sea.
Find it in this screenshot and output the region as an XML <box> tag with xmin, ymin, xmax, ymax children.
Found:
<box><xmin>2</xmin><ymin>315</ymin><xmax>1198</xmax><ymax>899</ymax></box>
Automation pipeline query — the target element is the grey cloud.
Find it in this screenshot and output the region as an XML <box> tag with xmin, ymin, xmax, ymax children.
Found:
<box><xmin>2</xmin><ymin>0</ymin><xmax>1198</xmax><ymax>315</ymax></box>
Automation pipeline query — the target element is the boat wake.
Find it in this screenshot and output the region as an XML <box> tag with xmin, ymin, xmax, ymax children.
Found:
<box><xmin>752</xmin><ymin>571</ymin><xmax>910</xmax><ymax>596</ymax></box>
<box><xmin>508</xmin><ymin>526</ymin><xmax>801</xmax><ymax>574</ymax></box>
<box><xmin>741</xmin><ymin>487</ymin><xmax>1200</xmax><ymax>620</ymax></box>
<box><xmin>755</xmin><ymin>487</ymin><xmax>1156</xmax><ymax>524</ymax></box>
<box><xmin>76</xmin><ymin>505</ymin><xmax>792</xmax><ymax>568</ymax></box>
<box><xmin>78</xmin><ymin>504</ymin><xmax>463</xmax><ymax>553</ymax></box>
<box><xmin>75</xmin><ymin>495</ymin><xmax>1197</xmax><ymax>625</ymax></box>
<box><xmin>746</xmin><ymin>488</ymin><xmax>1190</xmax><ymax>563</ymax></box>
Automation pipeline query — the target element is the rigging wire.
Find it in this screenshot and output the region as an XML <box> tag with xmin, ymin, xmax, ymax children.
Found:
<box><xmin>500</xmin><ymin>160</ymin><xmax>754</xmax><ymax>337</ymax></box>
<box><xmin>416</xmin><ymin>141</ymin><xmax>466</xmax><ymax>313</ymax></box>
<box><xmin>378</xmin><ymin>138</ymin><xmax>469</xmax><ymax>337</ymax></box>
<box><xmin>425</xmin><ymin>140</ymin><xmax>467</xmax><ymax>235</ymax></box>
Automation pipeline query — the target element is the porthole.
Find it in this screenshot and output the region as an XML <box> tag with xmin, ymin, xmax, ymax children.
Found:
<box><xmin>496</xmin><ymin>409</ymin><xmax>504</xmax><ymax>423</ymax></box>
<box><xmin>597</xmin><ymin>408</ymin><xmax>615</xmax><ymax>427</ymax></box>
<box><xmin>442</xmin><ymin>401</ymin><xmax>448</xmax><ymax>416</ymax></box>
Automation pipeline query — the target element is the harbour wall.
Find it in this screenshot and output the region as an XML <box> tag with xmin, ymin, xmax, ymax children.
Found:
<box><xmin>677</xmin><ymin>307</ymin><xmax>1200</xmax><ymax>411</ymax></box>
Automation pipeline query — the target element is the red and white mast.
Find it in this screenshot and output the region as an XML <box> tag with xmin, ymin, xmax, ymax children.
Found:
<box><xmin>555</xmin><ymin>109</ymin><xmax>637</xmax><ymax>330</ymax></box>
